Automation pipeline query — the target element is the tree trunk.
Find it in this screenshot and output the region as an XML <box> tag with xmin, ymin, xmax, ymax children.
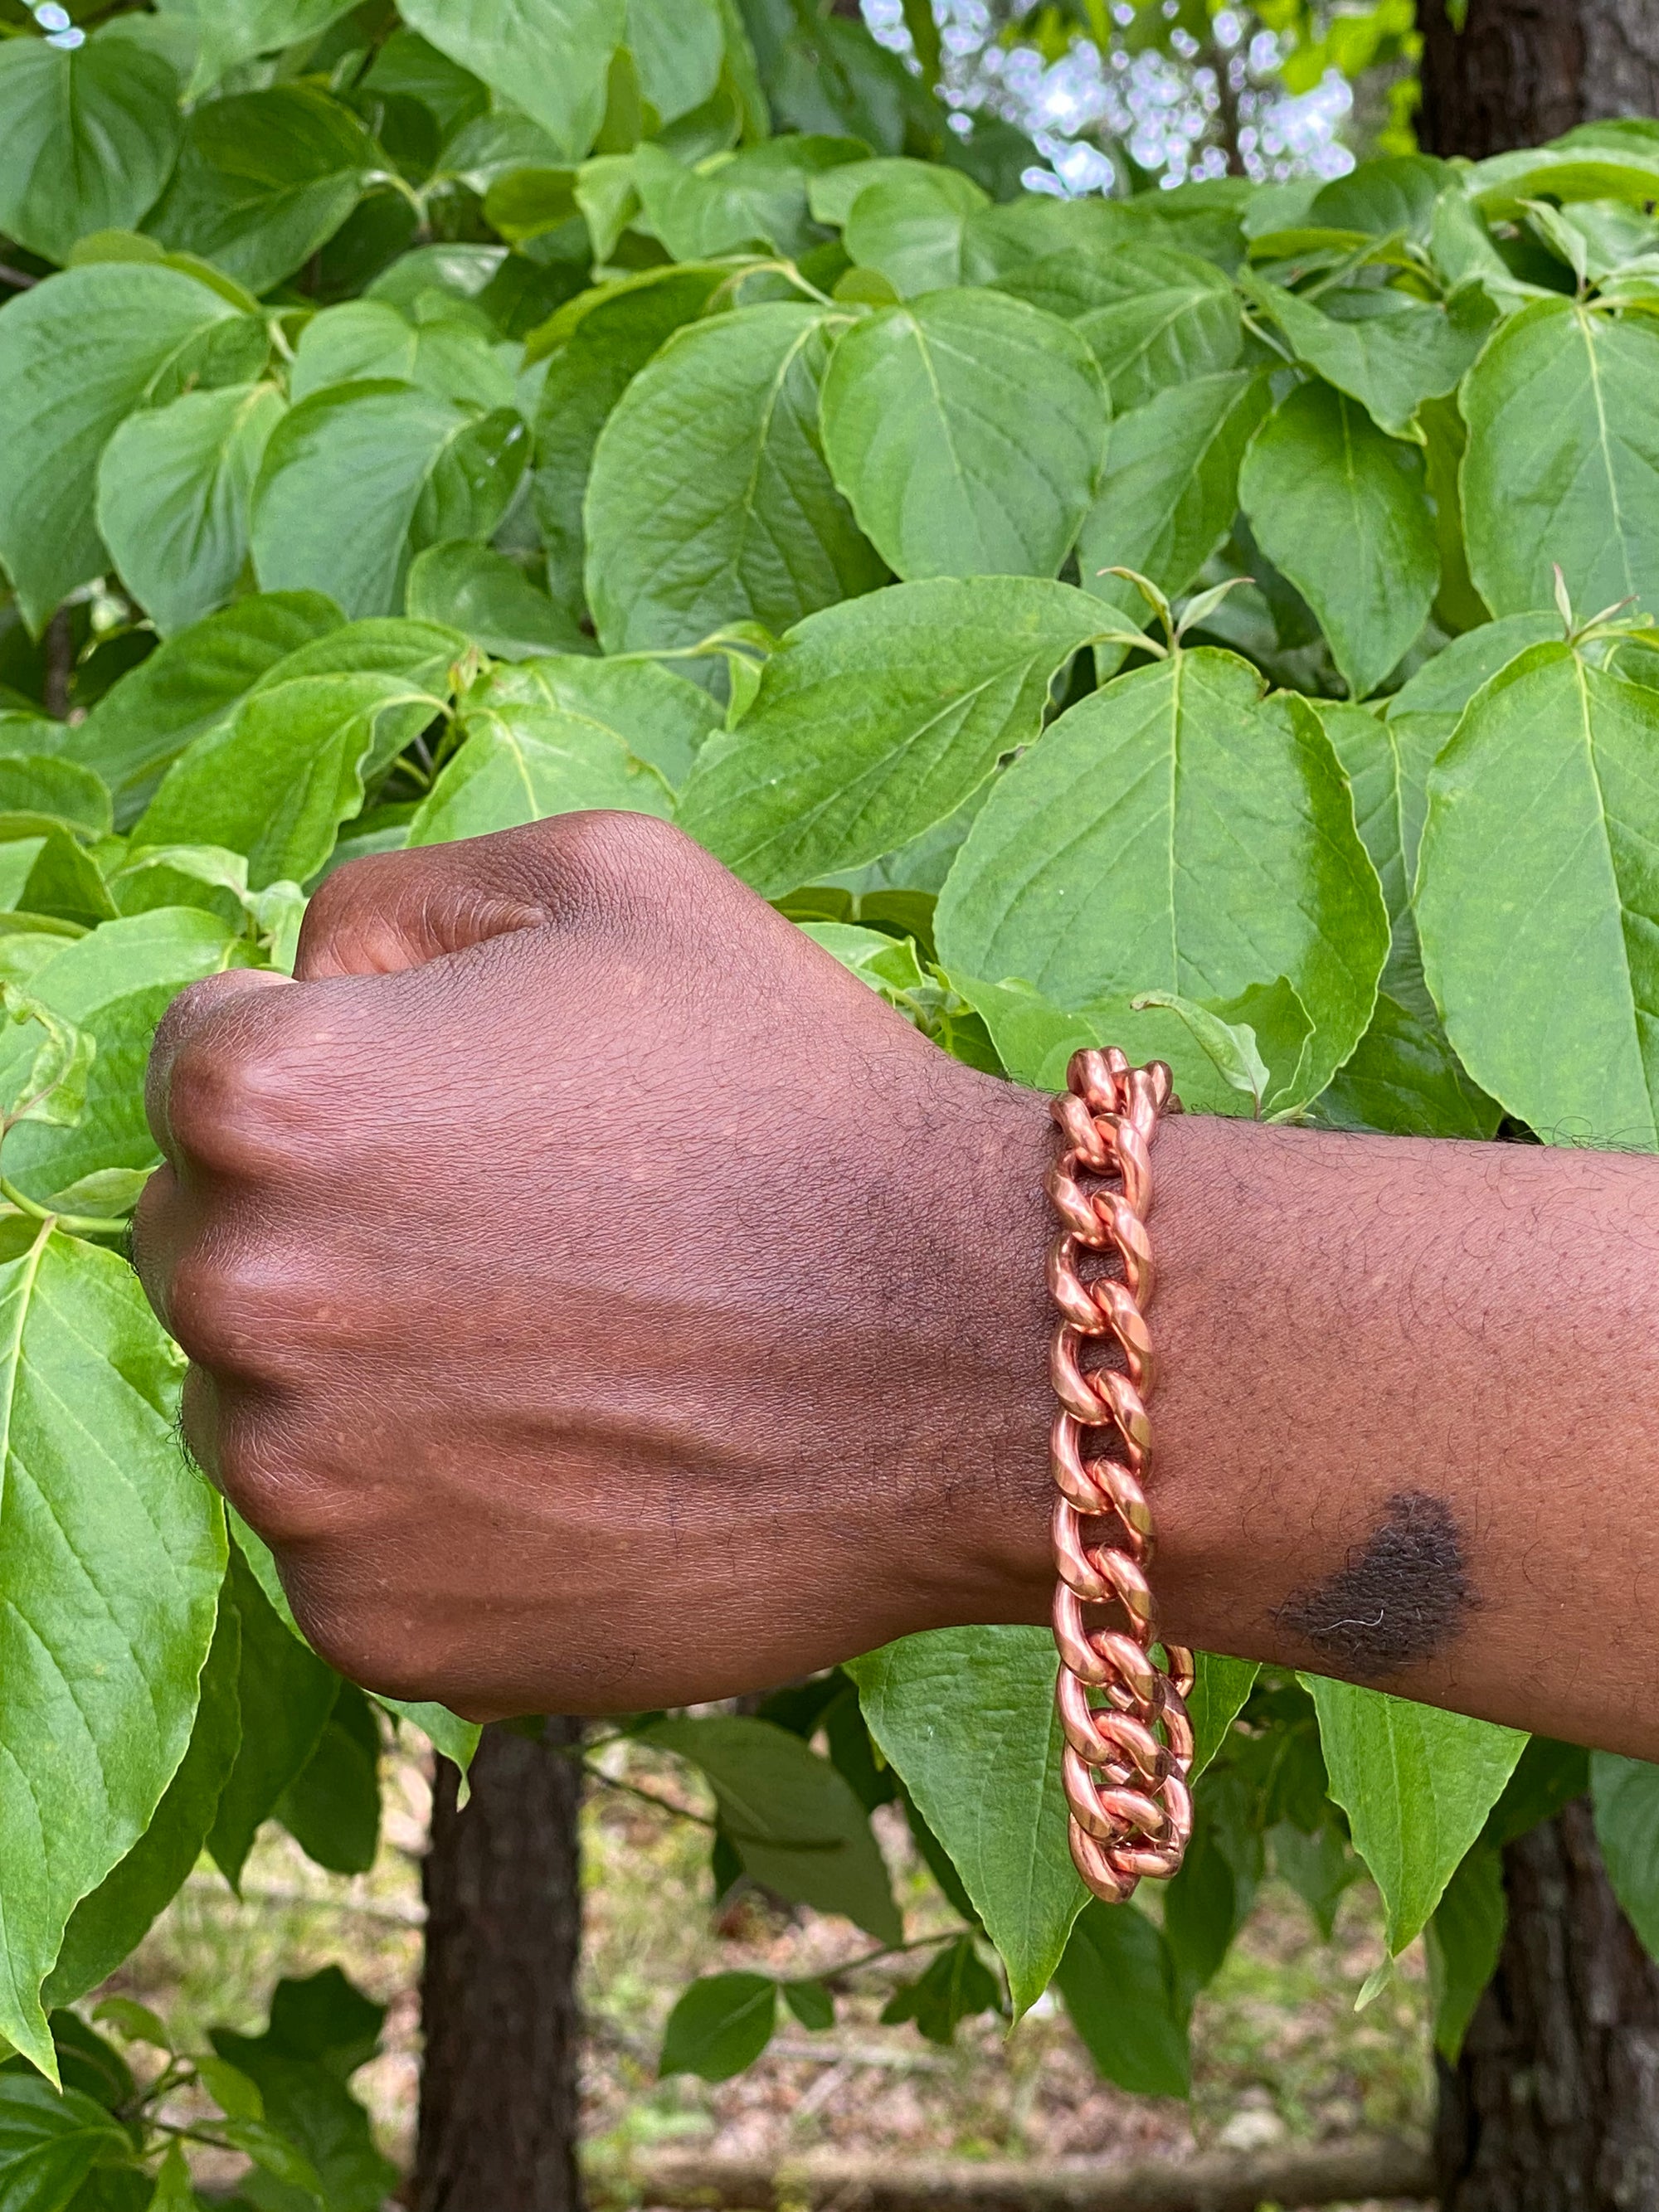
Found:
<box><xmin>413</xmin><ymin>1719</ymin><xmax>585</xmax><ymax>2212</ymax></box>
<box><xmin>1436</xmin><ymin>1801</ymin><xmax>1659</xmax><ymax>2209</ymax></box>
<box><xmin>1415</xmin><ymin>0</ymin><xmax>1659</xmax><ymax>158</ymax></box>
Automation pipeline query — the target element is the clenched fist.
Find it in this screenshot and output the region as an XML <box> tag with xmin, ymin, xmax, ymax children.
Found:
<box><xmin>135</xmin><ymin>814</ymin><xmax>1057</xmax><ymax>1719</ymax></box>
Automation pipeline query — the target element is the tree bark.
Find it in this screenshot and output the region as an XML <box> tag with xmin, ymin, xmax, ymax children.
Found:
<box><xmin>413</xmin><ymin>1719</ymin><xmax>585</xmax><ymax>2212</ymax></box>
<box><xmin>1436</xmin><ymin>1801</ymin><xmax>1659</xmax><ymax>2210</ymax></box>
<box><xmin>1416</xmin><ymin>0</ymin><xmax>1659</xmax><ymax>158</ymax></box>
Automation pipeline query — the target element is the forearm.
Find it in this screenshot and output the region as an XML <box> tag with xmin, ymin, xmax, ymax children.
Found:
<box><xmin>975</xmin><ymin>1108</ymin><xmax>1659</xmax><ymax>1760</ymax></box>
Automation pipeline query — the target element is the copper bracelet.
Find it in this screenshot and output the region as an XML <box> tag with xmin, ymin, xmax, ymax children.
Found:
<box><xmin>1047</xmin><ymin>1047</ymin><xmax>1194</xmax><ymax>1903</ymax></box>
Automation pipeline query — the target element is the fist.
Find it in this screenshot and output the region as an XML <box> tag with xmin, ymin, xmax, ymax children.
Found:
<box><xmin>136</xmin><ymin>814</ymin><xmax>1053</xmax><ymax>1719</ymax></box>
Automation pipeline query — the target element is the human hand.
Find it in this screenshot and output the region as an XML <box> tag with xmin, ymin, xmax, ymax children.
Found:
<box><xmin>135</xmin><ymin>814</ymin><xmax>1056</xmax><ymax>1719</ymax></box>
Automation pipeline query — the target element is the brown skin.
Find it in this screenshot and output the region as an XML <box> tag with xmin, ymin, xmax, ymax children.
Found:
<box><xmin>136</xmin><ymin>814</ymin><xmax>1659</xmax><ymax>1753</ymax></box>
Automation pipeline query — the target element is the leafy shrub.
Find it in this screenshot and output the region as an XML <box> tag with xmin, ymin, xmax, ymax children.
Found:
<box><xmin>1</xmin><ymin>2</ymin><xmax>1659</xmax><ymax>2195</ymax></box>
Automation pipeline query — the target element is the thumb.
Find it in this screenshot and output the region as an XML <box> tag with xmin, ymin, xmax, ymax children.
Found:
<box><xmin>293</xmin><ymin>826</ymin><xmax>571</xmax><ymax>981</ymax></box>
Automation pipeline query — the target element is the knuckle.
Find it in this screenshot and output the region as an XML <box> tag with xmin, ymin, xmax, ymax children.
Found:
<box><xmin>567</xmin><ymin>809</ymin><xmax>695</xmax><ymax>881</ymax></box>
<box><xmin>287</xmin><ymin>1580</ymin><xmax>428</xmax><ymax>1704</ymax></box>
<box><xmin>213</xmin><ymin>1414</ymin><xmax>339</xmax><ymax>1549</ymax></box>
<box><xmin>164</xmin><ymin>1252</ymin><xmax>302</xmax><ymax>1383</ymax></box>
<box><xmin>163</xmin><ymin>1251</ymin><xmax>248</xmax><ymax>1372</ymax></box>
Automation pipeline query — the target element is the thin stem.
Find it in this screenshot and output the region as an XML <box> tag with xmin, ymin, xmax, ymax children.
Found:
<box><xmin>0</xmin><ymin>1175</ymin><xmax>126</xmax><ymax>1238</ymax></box>
<box><xmin>815</xmin><ymin>1929</ymin><xmax>960</xmax><ymax>1984</ymax></box>
<box><xmin>581</xmin><ymin>1761</ymin><xmax>721</xmax><ymax>1831</ymax></box>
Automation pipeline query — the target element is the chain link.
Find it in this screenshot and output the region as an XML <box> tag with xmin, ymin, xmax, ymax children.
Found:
<box><xmin>1047</xmin><ymin>1046</ymin><xmax>1194</xmax><ymax>1903</ymax></box>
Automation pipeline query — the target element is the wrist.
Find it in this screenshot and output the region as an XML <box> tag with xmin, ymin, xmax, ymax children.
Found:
<box><xmin>883</xmin><ymin>1067</ymin><xmax>1056</xmax><ymax>1636</ymax></box>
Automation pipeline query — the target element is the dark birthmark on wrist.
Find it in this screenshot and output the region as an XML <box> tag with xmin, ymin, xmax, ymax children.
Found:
<box><xmin>1275</xmin><ymin>1491</ymin><xmax>1474</xmax><ymax>1680</ymax></box>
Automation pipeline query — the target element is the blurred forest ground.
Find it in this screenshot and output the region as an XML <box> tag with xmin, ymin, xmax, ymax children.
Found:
<box><xmin>97</xmin><ymin>1744</ymin><xmax>1432</xmax><ymax>2200</ymax></box>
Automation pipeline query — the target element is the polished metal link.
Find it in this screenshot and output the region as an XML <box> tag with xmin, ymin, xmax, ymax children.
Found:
<box><xmin>1047</xmin><ymin>1047</ymin><xmax>1193</xmax><ymax>1903</ymax></box>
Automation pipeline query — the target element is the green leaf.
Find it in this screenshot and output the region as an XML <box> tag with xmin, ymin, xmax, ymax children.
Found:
<box><xmin>679</xmin><ymin>576</ymin><xmax>1111</xmax><ymax>897</ymax></box>
<box><xmin>258</xmin><ymin>1964</ymin><xmax>386</xmax><ymax>2078</ymax></box>
<box><xmin>0</xmin><ymin>1223</ymin><xmax>224</xmax><ymax>2078</ymax></box>
<box><xmin>810</xmin><ymin>154</ymin><xmax>955</xmax><ymax>230</ymax></box>
<box><xmin>640</xmin><ymin>1715</ymin><xmax>901</xmax><ymax>1942</ymax></box>
<box><xmin>405</xmin><ymin>543</ymin><xmax>591</xmax><ymax>660</ymax></box>
<box><xmin>137</xmin><ymin>620</ymin><xmax>462</xmax><ymax>887</ymax></box>
<box><xmin>212</xmin><ymin>2117</ymin><xmax>324</xmax><ymax>2200</ymax></box>
<box><xmin>0</xmin><ymin>264</ymin><xmax>249</xmax><ymax>632</ymax></box>
<box><xmin>154</xmin><ymin>0</ymin><xmax>362</xmax><ymax>95</ymax></box>
<box><xmin>849</xmin><ymin>1626</ymin><xmax>1083</xmax><ymax>2015</ymax></box>
<box><xmin>1132</xmin><ymin>976</ymin><xmax>1315</xmax><ymax>1118</ymax></box>
<box><xmin>627</xmin><ymin>0</ymin><xmax>723</xmax><ymax>122</ymax></box>
<box><xmin>145</xmin><ymin>85</ymin><xmax>382</xmax><ymax>298</ymax></box>
<box><xmin>89</xmin><ymin>2000</ymin><xmax>168</xmax><ymax>2053</ymax></box>
<box><xmin>196</xmin><ymin>2056</ymin><xmax>263</xmax><ymax>2122</ymax></box>
<box><xmin>935</xmin><ymin>649</ymin><xmax>1389</xmax><ymax>1101</ymax></box>
<box><xmin>1317</xmin><ymin>991</ymin><xmax>1502</xmax><ymax>1140</ymax></box>
<box><xmin>1591</xmin><ymin>1753</ymin><xmax>1659</xmax><ymax>1965</ymax></box>
<box><xmin>1462</xmin><ymin>299</ymin><xmax>1659</xmax><ymax>623</ymax></box>
<box><xmin>495</xmin><ymin>654</ymin><xmax>715</xmax><ymax>789</ymax></box>
<box><xmin>0</xmin><ymin>988</ymin><xmax>93</xmax><ymax>1145</ymax></box>
<box><xmin>1304</xmin><ymin>1675</ymin><xmax>1526</xmax><ymax>1956</ymax></box>
<box><xmin>880</xmin><ymin>1935</ymin><xmax>1000</xmax><ymax>2046</ymax></box>
<box><xmin>1243</xmin><ymin>276</ymin><xmax>1490</xmax><ymax>440</ymax></box>
<box><xmin>252</xmin><ymin>382</ymin><xmax>528</xmax><ymax>621</ymax></box>
<box><xmin>398</xmin><ymin>0</ymin><xmax>622</xmax><ymax>158</ymax></box>
<box><xmin>275</xmin><ymin>1683</ymin><xmax>382</xmax><ymax>1879</ymax></box>
<box><xmin>1311</xmin><ymin>697</ymin><xmax>1441</xmax><ymax>1017</ymax></box>
<box><xmin>1053</xmin><ymin>1901</ymin><xmax>1190</xmax><ymax>2098</ymax></box>
<box><xmin>1424</xmin><ymin>1842</ymin><xmax>1504</xmax><ymax>2062</ymax></box>
<box><xmin>212</xmin><ymin>2001</ymin><xmax>395</xmax><ymax>2212</ymax></box>
<box><xmin>631</xmin><ymin>137</ymin><xmax>862</xmax><ymax>260</ymax></box>
<box><xmin>411</xmin><ymin>685</ymin><xmax>675</xmax><ymax>843</ymax></box>
<box><xmin>208</xmin><ymin>1547</ymin><xmax>340</xmax><ymax>1894</ymax></box>
<box><xmin>39</xmin><ymin>2012</ymin><xmax>135</xmax><ymax>2114</ymax></box>
<box><xmin>952</xmin><ymin>973</ymin><xmax>1219</xmax><ymax>1091</ymax></box>
<box><xmin>841</xmin><ymin>168</ymin><xmax>990</xmax><ymax>297</ymax></box>
<box><xmin>96</xmin><ymin>384</ymin><xmax>286</xmax><ymax>639</ymax></box>
<box><xmin>818</xmin><ymin>289</ymin><xmax>1107</xmax><ymax>581</ymax></box>
<box><xmin>1239</xmin><ymin>380</ymin><xmax>1438</xmax><ymax>699</ymax></box>
<box><xmin>290</xmin><ymin>302</ymin><xmax>516</xmax><ymax>416</ymax></box>
<box><xmin>1417</xmin><ymin>641</ymin><xmax>1659</xmax><ymax>1145</ymax></box>
<box><xmin>1079</xmin><ymin>370</ymin><xmax>1271</xmax><ymax>634</ymax></box>
<box><xmin>1184</xmin><ymin>1656</ymin><xmax>1262</xmax><ymax>1785</ymax></box>
<box><xmin>44</xmin><ymin>1590</ymin><xmax>241</xmax><ymax>2008</ymax></box>
<box><xmin>66</xmin><ymin>593</ymin><xmax>343</xmax><ymax>827</ymax></box>
<box><xmin>1311</xmin><ymin>154</ymin><xmax>1449</xmax><ymax>240</ymax></box>
<box><xmin>0</xmin><ymin>765</ymin><xmax>109</xmax><ymax>840</ymax></box>
<box><xmin>0</xmin><ymin>2075</ymin><xmax>131</xmax><ymax>2203</ymax></box>
<box><xmin>585</xmin><ymin>303</ymin><xmax>881</xmax><ymax>656</ymax></box>
<box><xmin>659</xmin><ymin>1973</ymin><xmax>776</xmax><ymax>2082</ymax></box>
<box><xmin>2</xmin><ymin>908</ymin><xmax>255</xmax><ymax>1208</ymax></box>
<box><xmin>781</xmin><ymin>1978</ymin><xmax>834</xmax><ymax>2033</ymax></box>
<box><xmin>1271</xmin><ymin>1820</ymin><xmax>1360</xmax><ymax>1942</ymax></box>
<box><xmin>1387</xmin><ymin>610</ymin><xmax>1561</xmax><ymax>722</ymax></box>
<box><xmin>1481</xmin><ymin>1735</ymin><xmax>1591</xmax><ymax>1851</ymax></box>
<box><xmin>148</xmin><ymin>2142</ymin><xmax>197</xmax><ymax>2210</ymax></box>
<box><xmin>0</xmin><ymin>839</ymin><xmax>116</xmax><ymax>937</ymax></box>
<box><xmin>999</xmin><ymin>242</ymin><xmax>1243</xmax><ymax>412</ymax></box>
<box><xmin>1467</xmin><ymin>140</ymin><xmax>1659</xmax><ymax>220</ymax></box>
<box><xmin>0</xmin><ymin>31</ymin><xmax>182</xmax><ymax>269</ymax></box>
<box><xmin>531</xmin><ymin>266</ymin><xmax>727</xmax><ymax>619</ymax></box>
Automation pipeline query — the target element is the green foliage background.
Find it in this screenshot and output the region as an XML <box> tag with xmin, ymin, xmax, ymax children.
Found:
<box><xmin>1</xmin><ymin>0</ymin><xmax>1658</xmax><ymax>2197</ymax></box>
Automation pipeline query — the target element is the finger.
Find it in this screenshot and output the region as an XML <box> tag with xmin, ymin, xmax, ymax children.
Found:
<box><xmin>146</xmin><ymin>969</ymin><xmax>294</xmax><ymax>1159</ymax></box>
